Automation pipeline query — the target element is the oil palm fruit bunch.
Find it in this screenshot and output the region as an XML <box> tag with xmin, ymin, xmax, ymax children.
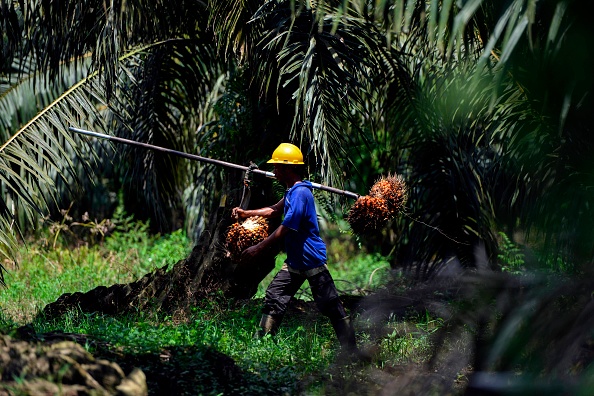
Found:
<box><xmin>347</xmin><ymin>196</ymin><xmax>392</xmax><ymax>234</ymax></box>
<box><xmin>347</xmin><ymin>174</ymin><xmax>407</xmax><ymax>234</ymax></box>
<box><xmin>226</xmin><ymin>216</ymin><xmax>269</xmax><ymax>261</ymax></box>
<box><xmin>369</xmin><ymin>174</ymin><xmax>407</xmax><ymax>215</ymax></box>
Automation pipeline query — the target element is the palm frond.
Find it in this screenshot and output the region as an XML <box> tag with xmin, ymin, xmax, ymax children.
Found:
<box><xmin>208</xmin><ymin>0</ymin><xmax>263</xmax><ymax>62</ymax></box>
<box><xmin>5</xmin><ymin>1</ymin><xmax>209</xmax><ymax>97</ymax></box>
<box><xmin>0</xmin><ymin>38</ymin><xmax>212</xmax><ymax>263</ymax></box>
<box><xmin>0</xmin><ymin>0</ymin><xmax>23</xmax><ymax>73</ymax></box>
<box><xmin>108</xmin><ymin>38</ymin><xmax>227</xmax><ymax>231</ymax></box>
<box><xmin>0</xmin><ymin>215</ymin><xmax>18</xmax><ymax>285</ymax></box>
<box><xmin>0</xmin><ymin>58</ymin><xmax>105</xmax><ymax>280</ymax></box>
<box><xmin>250</xmin><ymin>0</ymin><xmax>394</xmax><ymax>187</ymax></box>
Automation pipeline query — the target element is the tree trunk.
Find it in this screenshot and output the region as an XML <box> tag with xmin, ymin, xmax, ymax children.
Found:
<box><xmin>42</xmin><ymin>172</ymin><xmax>280</xmax><ymax>320</ymax></box>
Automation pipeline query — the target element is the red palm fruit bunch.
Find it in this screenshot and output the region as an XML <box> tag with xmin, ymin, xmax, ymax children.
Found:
<box><xmin>369</xmin><ymin>174</ymin><xmax>407</xmax><ymax>215</ymax></box>
<box><xmin>346</xmin><ymin>196</ymin><xmax>392</xmax><ymax>234</ymax></box>
<box><xmin>347</xmin><ymin>174</ymin><xmax>407</xmax><ymax>235</ymax></box>
<box><xmin>226</xmin><ymin>216</ymin><xmax>269</xmax><ymax>261</ymax></box>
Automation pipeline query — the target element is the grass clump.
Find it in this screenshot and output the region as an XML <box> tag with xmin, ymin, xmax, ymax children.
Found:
<box><xmin>377</xmin><ymin>310</ymin><xmax>444</xmax><ymax>366</ymax></box>
<box><xmin>0</xmin><ymin>211</ymin><xmax>192</xmax><ymax>324</ymax></box>
<box><xmin>29</xmin><ymin>299</ymin><xmax>335</xmax><ymax>395</ymax></box>
<box><xmin>0</xmin><ymin>215</ymin><xmax>442</xmax><ymax>394</ymax></box>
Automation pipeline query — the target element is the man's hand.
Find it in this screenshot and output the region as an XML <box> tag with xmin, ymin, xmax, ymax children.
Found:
<box><xmin>241</xmin><ymin>244</ymin><xmax>261</xmax><ymax>261</ymax></box>
<box><xmin>232</xmin><ymin>207</ymin><xmax>248</xmax><ymax>220</ymax></box>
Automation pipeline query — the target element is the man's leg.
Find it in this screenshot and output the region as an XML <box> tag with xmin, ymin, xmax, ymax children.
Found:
<box><xmin>257</xmin><ymin>265</ymin><xmax>305</xmax><ymax>337</ymax></box>
<box><xmin>308</xmin><ymin>270</ymin><xmax>358</xmax><ymax>352</ymax></box>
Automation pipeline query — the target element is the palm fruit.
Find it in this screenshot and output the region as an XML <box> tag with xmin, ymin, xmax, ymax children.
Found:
<box><xmin>369</xmin><ymin>174</ymin><xmax>407</xmax><ymax>215</ymax></box>
<box><xmin>347</xmin><ymin>195</ymin><xmax>391</xmax><ymax>234</ymax></box>
<box><xmin>226</xmin><ymin>216</ymin><xmax>269</xmax><ymax>261</ymax></box>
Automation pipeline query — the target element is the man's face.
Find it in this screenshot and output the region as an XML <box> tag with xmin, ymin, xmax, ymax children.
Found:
<box><xmin>273</xmin><ymin>164</ymin><xmax>291</xmax><ymax>184</ymax></box>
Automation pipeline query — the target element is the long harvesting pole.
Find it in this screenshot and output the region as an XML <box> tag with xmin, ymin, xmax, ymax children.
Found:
<box><xmin>70</xmin><ymin>127</ymin><xmax>360</xmax><ymax>200</ymax></box>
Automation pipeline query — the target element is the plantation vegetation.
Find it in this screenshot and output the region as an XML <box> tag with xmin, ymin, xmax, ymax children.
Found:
<box><xmin>1</xmin><ymin>0</ymin><xmax>593</xmax><ymax>394</ymax></box>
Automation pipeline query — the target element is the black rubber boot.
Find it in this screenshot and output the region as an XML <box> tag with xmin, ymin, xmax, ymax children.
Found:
<box><xmin>332</xmin><ymin>316</ymin><xmax>357</xmax><ymax>350</ymax></box>
<box><xmin>253</xmin><ymin>314</ymin><xmax>282</xmax><ymax>339</ymax></box>
<box><xmin>331</xmin><ymin>316</ymin><xmax>371</xmax><ymax>363</ymax></box>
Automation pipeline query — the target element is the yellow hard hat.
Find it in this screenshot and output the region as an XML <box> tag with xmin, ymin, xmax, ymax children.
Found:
<box><xmin>267</xmin><ymin>143</ymin><xmax>304</xmax><ymax>164</ymax></box>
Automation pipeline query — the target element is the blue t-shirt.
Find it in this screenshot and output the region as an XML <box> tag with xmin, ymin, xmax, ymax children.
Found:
<box><xmin>281</xmin><ymin>181</ymin><xmax>327</xmax><ymax>270</ymax></box>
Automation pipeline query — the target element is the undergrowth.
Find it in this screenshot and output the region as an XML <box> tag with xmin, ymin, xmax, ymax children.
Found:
<box><xmin>25</xmin><ymin>301</ymin><xmax>335</xmax><ymax>394</ymax></box>
<box><xmin>0</xmin><ymin>214</ymin><xmax>439</xmax><ymax>394</ymax></box>
<box><xmin>0</xmin><ymin>211</ymin><xmax>192</xmax><ymax>324</ymax></box>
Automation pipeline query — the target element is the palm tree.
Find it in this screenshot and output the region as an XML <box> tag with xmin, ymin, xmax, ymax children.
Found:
<box><xmin>5</xmin><ymin>3</ymin><xmax>593</xmax><ymax>393</ymax></box>
<box><xmin>1</xmin><ymin>1</ymin><xmax>228</xmax><ymax>284</ymax></box>
<box><xmin>2</xmin><ymin>0</ymin><xmax>592</xmax><ymax>288</ymax></box>
<box><xmin>349</xmin><ymin>0</ymin><xmax>594</xmax><ymax>275</ymax></box>
<box><xmin>0</xmin><ymin>0</ymin><xmax>396</xmax><ymax>289</ymax></box>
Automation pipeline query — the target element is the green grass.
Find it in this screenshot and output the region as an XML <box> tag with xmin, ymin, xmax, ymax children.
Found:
<box><xmin>33</xmin><ymin>303</ymin><xmax>317</xmax><ymax>362</ymax></box>
<box><xmin>377</xmin><ymin>310</ymin><xmax>444</xmax><ymax>366</ymax></box>
<box><xmin>0</xmin><ymin>219</ymin><xmax>438</xmax><ymax>394</ymax></box>
<box><xmin>24</xmin><ymin>298</ymin><xmax>336</xmax><ymax>394</ymax></box>
<box><xmin>0</xmin><ymin>222</ymin><xmax>192</xmax><ymax>324</ymax></box>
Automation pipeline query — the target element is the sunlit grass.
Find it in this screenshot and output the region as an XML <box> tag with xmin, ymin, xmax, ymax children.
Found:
<box><xmin>0</xmin><ymin>227</ymin><xmax>191</xmax><ymax>324</ymax></box>
<box><xmin>0</xmin><ymin>218</ymin><xmax>440</xmax><ymax>394</ymax></box>
<box><xmin>28</xmin><ymin>300</ymin><xmax>336</xmax><ymax>394</ymax></box>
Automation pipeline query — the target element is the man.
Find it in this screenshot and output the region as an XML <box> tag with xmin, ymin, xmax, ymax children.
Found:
<box><xmin>232</xmin><ymin>143</ymin><xmax>365</xmax><ymax>359</ymax></box>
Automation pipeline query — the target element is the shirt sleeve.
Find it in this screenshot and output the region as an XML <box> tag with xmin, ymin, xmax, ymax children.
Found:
<box><xmin>282</xmin><ymin>189</ymin><xmax>306</xmax><ymax>231</ymax></box>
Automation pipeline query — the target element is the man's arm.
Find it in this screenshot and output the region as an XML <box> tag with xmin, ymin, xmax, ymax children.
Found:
<box><xmin>241</xmin><ymin>224</ymin><xmax>290</xmax><ymax>261</ymax></box>
<box><xmin>232</xmin><ymin>198</ymin><xmax>285</xmax><ymax>220</ymax></box>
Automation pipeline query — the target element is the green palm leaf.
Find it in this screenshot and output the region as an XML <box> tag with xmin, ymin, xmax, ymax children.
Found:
<box><xmin>0</xmin><ymin>36</ymin><xmax>221</xmax><ymax>269</ymax></box>
<box><xmin>108</xmin><ymin>38</ymin><xmax>227</xmax><ymax>231</ymax></box>
<box><xmin>0</xmin><ymin>58</ymin><xmax>105</xmax><ymax>267</ymax></box>
<box><xmin>250</xmin><ymin>0</ymin><xmax>398</xmax><ymax>187</ymax></box>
